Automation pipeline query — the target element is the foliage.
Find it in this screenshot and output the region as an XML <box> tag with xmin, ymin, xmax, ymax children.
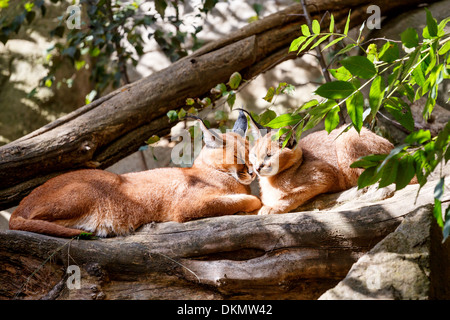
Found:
<box><xmin>177</xmin><ymin>9</ymin><xmax>450</xmax><ymax>241</ymax></box>
<box><xmin>0</xmin><ymin>0</ymin><xmax>219</xmax><ymax>99</ymax></box>
<box><xmin>281</xmin><ymin>9</ymin><xmax>450</xmax><ymax>241</ymax></box>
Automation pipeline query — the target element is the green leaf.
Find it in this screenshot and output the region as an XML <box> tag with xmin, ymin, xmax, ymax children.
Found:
<box><xmin>289</xmin><ymin>36</ymin><xmax>307</xmax><ymax>52</ymax></box>
<box><xmin>259</xmin><ymin>109</ymin><xmax>277</xmax><ymax>126</ymax></box>
<box><xmin>299</xmin><ymin>34</ymin><xmax>318</xmax><ymax>52</ymax></box>
<box><xmin>423</xmin><ymin>95</ymin><xmax>436</xmax><ymax>121</ymax></box>
<box><xmin>198</xmin><ymin>97</ymin><xmax>211</xmax><ymax>107</ymax></box>
<box><xmin>266</xmin><ymin>113</ymin><xmax>302</xmax><ymax>129</ymax></box>
<box><xmin>329</xmin><ymin>14</ymin><xmax>335</xmax><ymax>32</ymax></box>
<box><xmin>405</xmin><ymin>129</ymin><xmax>431</xmax><ymax>145</ymax></box>
<box><xmin>167</xmin><ymin>110</ymin><xmax>178</xmax><ymax>122</ymax></box>
<box><xmin>282</xmin><ymin>130</ymin><xmax>293</xmax><ymax>149</ymax></box>
<box><xmin>369</xmin><ymin>75</ymin><xmax>385</xmax><ymax>115</ymax></box>
<box><xmin>314</xmin><ymin>81</ymin><xmax>355</xmax><ymax>99</ymax></box>
<box><xmin>312</xmin><ymin>19</ymin><xmax>320</xmax><ymax>34</ymax></box>
<box><xmin>343</xmin><ymin>10</ymin><xmax>351</xmax><ymax>35</ymax></box>
<box><xmin>301</xmin><ymin>24</ymin><xmax>310</xmax><ymax>36</ymax></box>
<box><xmin>324</xmin><ymin>106</ymin><xmax>340</xmax><ymax>133</ymax></box>
<box><xmin>295</xmin><ymin>99</ymin><xmax>319</xmax><ymax>114</ymax></box>
<box><xmin>89</xmin><ymin>47</ymin><xmax>100</xmax><ymax>57</ymax></box>
<box><xmin>329</xmin><ymin>66</ymin><xmax>352</xmax><ymax>81</ymax></box>
<box><xmin>398</xmin><ymin>83</ymin><xmax>415</xmax><ymax>103</ymax></box>
<box><xmin>402</xmin><ymin>46</ymin><xmax>421</xmax><ymax>81</ymax></box>
<box><xmin>177</xmin><ymin>108</ymin><xmax>187</xmax><ymax>120</ymax></box>
<box><xmin>423</xmin><ymin>8</ymin><xmax>438</xmax><ymax>39</ymax></box>
<box><xmin>400</xmin><ymin>28</ymin><xmax>419</xmax><ymax>48</ymax></box>
<box><xmin>357</xmin><ymin>166</ymin><xmax>379</xmax><ymax>189</ymax></box>
<box><xmin>272</xmin><ymin>127</ymin><xmax>290</xmax><ymax>141</ymax></box>
<box><xmin>263</xmin><ymin>86</ymin><xmax>275</xmax><ymax>102</ymax></box>
<box><xmin>350</xmin><ymin>154</ymin><xmax>387</xmax><ymax>169</ymax></box>
<box><xmin>310</xmin><ymin>34</ymin><xmax>332</xmax><ymax>50</ymax></box>
<box><xmin>228</xmin><ymin>72</ymin><xmax>242</xmax><ymax>89</ymax></box>
<box><xmin>281</xmin><ymin>83</ymin><xmax>295</xmax><ymax>95</ymax></box>
<box><xmin>366</xmin><ymin>43</ymin><xmax>378</xmax><ymax>62</ymax></box>
<box><xmin>438</xmin><ymin>17</ymin><xmax>450</xmax><ymax>36</ymax></box>
<box><xmin>146</xmin><ymin>135</ymin><xmax>160</xmax><ymax>145</ymax></box>
<box><xmin>438</xmin><ymin>40</ymin><xmax>450</xmax><ymax>55</ymax></box>
<box><xmin>379</xmin><ymin>42</ymin><xmax>399</xmax><ymax>63</ymax></box>
<box><xmin>435</xmin><ymin>121</ymin><xmax>450</xmax><ymax>151</ymax></box>
<box><xmin>346</xmin><ymin>91</ymin><xmax>364</xmax><ymax>133</ymax></box>
<box><xmin>24</xmin><ymin>1</ymin><xmax>33</xmax><ymax>11</ymax></box>
<box><xmin>425</xmin><ymin>45</ymin><xmax>437</xmax><ymax>75</ymax></box>
<box><xmin>75</xmin><ymin>60</ymin><xmax>86</xmax><ymax>71</ymax></box>
<box><xmin>434</xmin><ymin>177</ymin><xmax>445</xmax><ymax>227</ymax></box>
<box><xmin>340</xmin><ymin>56</ymin><xmax>377</xmax><ymax>79</ymax></box>
<box><xmin>85</xmin><ymin>89</ymin><xmax>97</xmax><ymax>104</ymax></box>
<box><xmin>0</xmin><ymin>0</ymin><xmax>9</xmax><ymax>9</ymax></box>
<box><xmin>211</xmin><ymin>83</ymin><xmax>227</xmax><ymax>96</ymax></box>
<box><xmin>187</xmin><ymin>106</ymin><xmax>198</xmax><ymax>115</ymax></box>
<box><xmin>155</xmin><ymin>0</ymin><xmax>167</xmax><ymax>18</ymax></box>
<box><xmin>275</xmin><ymin>82</ymin><xmax>287</xmax><ymax>94</ymax></box>
<box><xmin>378</xmin><ymin>157</ymin><xmax>399</xmax><ymax>188</ymax></box>
<box><xmin>395</xmin><ymin>155</ymin><xmax>416</xmax><ymax>190</ymax></box>
<box><xmin>226</xmin><ymin>91</ymin><xmax>236</xmax><ymax>109</ymax></box>
<box><xmin>412</xmin><ymin>65</ymin><xmax>426</xmax><ymax>87</ymax></box>
<box><xmin>321</xmin><ymin>36</ymin><xmax>346</xmax><ymax>51</ymax></box>
<box><xmin>308</xmin><ymin>100</ymin><xmax>336</xmax><ymax>116</ymax></box>
<box><xmin>337</xmin><ymin>43</ymin><xmax>356</xmax><ymax>56</ymax></box>
<box><xmin>443</xmin><ymin>207</ymin><xmax>450</xmax><ymax>242</ymax></box>
<box><xmin>384</xmin><ymin>97</ymin><xmax>415</xmax><ymax>132</ymax></box>
<box><xmin>378</xmin><ymin>144</ymin><xmax>407</xmax><ymax>175</ymax></box>
<box><xmin>186</xmin><ymin>98</ymin><xmax>195</xmax><ymax>105</ymax></box>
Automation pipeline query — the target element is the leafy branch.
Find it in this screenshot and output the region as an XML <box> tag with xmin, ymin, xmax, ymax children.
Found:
<box><xmin>268</xmin><ymin>9</ymin><xmax>450</xmax><ymax>241</ymax></box>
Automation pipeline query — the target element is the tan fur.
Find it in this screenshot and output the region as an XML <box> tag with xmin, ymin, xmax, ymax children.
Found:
<box><xmin>9</xmin><ymin>132</ymin><xmax>261</xmax><ymax>237</ymax></box>
<box><xmin>249</xmin><ymin>126</ymin><xmax>394</xmax><ymax>215</ymax></box>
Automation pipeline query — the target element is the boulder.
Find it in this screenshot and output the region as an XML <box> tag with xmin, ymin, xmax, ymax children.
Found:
<box><xmin>319</xmin><ymin>196</ymin><xmax>450</xmax><ymax>300</ymax></box>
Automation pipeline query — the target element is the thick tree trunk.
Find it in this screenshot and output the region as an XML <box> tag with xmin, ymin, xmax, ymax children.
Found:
<box><xmin>1</xmin><ymin>175</ymin><xmax>446</xmax><ymax>300</ymax></box>
<box><xmin>0</xmin><ymin>0</ymin><xmax>436</xmax><ymax>210</ymax></box>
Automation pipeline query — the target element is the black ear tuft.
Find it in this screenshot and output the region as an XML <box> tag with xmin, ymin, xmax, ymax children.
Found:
<box><xmin>235</xmin><ymin>108</ymin><xmax>270</xmax><ymax>140</ymax></box>
<box><xmin>279</xmin><ymin>129</ymin><xmax>297</xmax><ymax>149</ymax></box>
<box><xmin>232</xmin><ymin>110</ymin><xmax>248</xmax><ymax>137</ymax></box>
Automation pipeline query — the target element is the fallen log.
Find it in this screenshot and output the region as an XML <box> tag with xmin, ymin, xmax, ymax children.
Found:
<box><xmin>1</xmin><ymin>174</ymin><xmax>446</xmax><ymax>300</ymax></box>
<box><xmin>0</xmin><ymin>0</ymin><xmax>437</xmax><ymax>209</ymax></box>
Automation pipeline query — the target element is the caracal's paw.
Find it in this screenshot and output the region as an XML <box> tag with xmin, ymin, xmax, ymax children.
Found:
<box><xmin>258</xmin><ymin>206</ymin><xmax>276</xmax><ymax>215</ymax></box>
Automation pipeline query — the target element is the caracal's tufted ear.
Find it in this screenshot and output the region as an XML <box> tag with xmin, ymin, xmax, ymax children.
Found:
<box><xmin>186</xmin><ymin>115</ymin><xmax>224</xmax><ymax>148</ymax></box>
<box><xmin>235</xmin><ymin>108</ymin><xmax>270</xmax><ymax>141</ymax></box>
<box><xmin>232</xmin><ymin>110</ymin><xmax>248</xmax><ymax>137</ymax></box>
<box><xmin>278</xmin><ymin>127</ymin><xmax>297</xmax><ymax>149</ymax></box>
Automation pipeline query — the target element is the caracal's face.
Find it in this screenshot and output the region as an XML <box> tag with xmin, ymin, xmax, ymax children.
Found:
<box><xmin>249</xmin><ymin>132</ymin><xmax>300</xmax><ymax>177</ymax></box>
<box><xmin>201</xmin><ymin>132</ymin><xmax>256</xmax><ymax>185</ymax></box>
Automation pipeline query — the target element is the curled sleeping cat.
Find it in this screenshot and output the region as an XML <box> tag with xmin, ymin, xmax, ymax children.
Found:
<box><xmin>240</xmin><ymin>109</ymin><xmax>394</xmax><ymax>215</ymax></box>
<box><xmin>9</xmin><ymin>113</ymin><xmax>261</xmax><ymax>237</ymax></box>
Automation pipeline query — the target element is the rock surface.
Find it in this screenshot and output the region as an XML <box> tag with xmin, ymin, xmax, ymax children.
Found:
<box><xmin>319</xmin><ymin>206</ymin><xmax>434</xmax><ymax>300</ymax></box>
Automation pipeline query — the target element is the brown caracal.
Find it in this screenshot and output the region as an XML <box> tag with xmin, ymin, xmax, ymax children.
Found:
<box><xmin>9</xmin><ymin>113</ymin><xmax>261</xmax><ymax>237</ymax></box>
<box><xmin>240</xmin><ymin>109</ymin><xmax>394</xmax><ymax>215</ymax></box>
